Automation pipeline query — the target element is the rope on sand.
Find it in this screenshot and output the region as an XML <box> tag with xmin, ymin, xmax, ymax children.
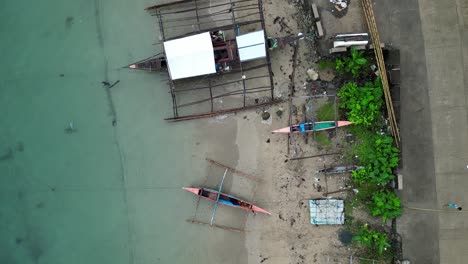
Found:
<box><xmin>404</xmin><ymin>206</ymin><xmax>468</xmax><ymax>213</ymax></box>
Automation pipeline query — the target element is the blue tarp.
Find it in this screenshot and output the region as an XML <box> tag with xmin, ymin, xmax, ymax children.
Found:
<box><xmin>309</xmin><ymin>199</ymin><xmax>344</xmax><ymax>225</ymax></box>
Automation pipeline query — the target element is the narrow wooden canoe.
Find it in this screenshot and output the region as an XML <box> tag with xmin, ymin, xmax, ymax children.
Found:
<box><xmin>183</xmin><ymin>187</ymin><xmax>271</xmax><ymax>215</ymax></box>
<box><xmin>126</xmin><ymin>56</ymin><xmax>167</xmax><ymax>71</ymax></box>
<box><xmin>272</xmin><ymin>120</ymin><xmax>352</xmax><ymax>133</ymax></box>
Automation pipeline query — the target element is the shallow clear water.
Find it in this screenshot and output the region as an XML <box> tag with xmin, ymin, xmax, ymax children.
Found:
<box><xmin>0</xmin><ymin>1</ymin><xmax>246</xmax><ymax>263</ymax></box>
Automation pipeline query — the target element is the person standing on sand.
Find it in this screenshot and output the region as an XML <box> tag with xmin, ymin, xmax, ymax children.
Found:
<box><xmin>447</xmin><ymin>203</ymin><xmax>462</xmax><ymax>211</ymax></box>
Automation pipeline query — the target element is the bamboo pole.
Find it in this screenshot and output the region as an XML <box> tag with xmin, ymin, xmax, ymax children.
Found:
<box><xmin>206</xmin><ymin>158</ymin><xmax>263</xmax><ymax>183</ymax></box>
<box><xmin>289</xmin><ymin>152</ymin><xmax>341</xmax><ymax>161</ymax></box>
<box><xmin>360</xmin><ymin>0</ymin><xmax>400</xmax><ymax>147</ymax></box>
<box><xmin>186</xmin><ymin>219</ymin><xmax>245</xmax><ymax>233</ymax></box>
<box><xmin>164</xmin><ymin>99</ymin><xmax>282</xmax><ymax>122</ymax></box>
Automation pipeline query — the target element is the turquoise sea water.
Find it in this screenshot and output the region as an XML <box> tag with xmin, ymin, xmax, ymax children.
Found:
<box><xmin>0</xmin><ymin>1</ymin><xmax>246</xmax><ymax>263</ymax></box>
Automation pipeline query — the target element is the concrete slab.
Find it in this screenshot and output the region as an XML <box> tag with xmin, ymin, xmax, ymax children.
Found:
<box><xmin>376</xmin><ymin>0</ymin><xmax>441</xmax><ymax>263</ymax></box>
<box><xmin>430</xmin><ymin>108</ymin><xmax>468</xmax><ymax>175</ymax></box>
<box><xmin>418</xmin><ymin>0</ymin><xmax>457</xmax><ymax>11</ymax></box>
<box><xmin>419</xmin><ymin>7</ymin><xmax>461</xmax><ymax>49</ymax></box>
<box><xmin>416</xmin><ymin>0</ymin><xmax>468</xmax><ymax>263</ymax></box>
<box><xmin>439</xmin><ymin>239</ymin><xmax>468</xmax><ymax>264</ymax></box>
<box><xmin>439</xmin><ymin>227</ymin><xmax>468</xmax><ymax>240</ymax></box>
<box><xmin>425</xmin><ymin>48</ymin><xmax>466</xmax><ymax>108</ymax></box>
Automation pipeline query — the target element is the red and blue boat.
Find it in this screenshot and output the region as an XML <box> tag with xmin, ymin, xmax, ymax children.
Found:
<box><xmin>183</xmin><ymin>187</ymin><xmax>270</xmax><ymax>215</ymax></box>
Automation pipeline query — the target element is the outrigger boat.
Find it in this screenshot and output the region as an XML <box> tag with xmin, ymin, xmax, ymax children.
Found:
<box><xmin>126</xmin><ymin>31</ymin><xmax>305</xmax><ymax>75</ymax></box>
<box><xmin>185</xmin><ymin>158</ymin><xmax>269</xmax><ymax>231</ymax></box>
<box><xmin>125</xmin><ymin>31</ymin><xmax>241</xmax><ymax>75</ymax></box>
<box><xmin>272</xmin><ymin>120</ymin><xmax>352</xmax><ymax>133</ymax></box>
<box><xmin>183</xmin><ymin>187</ymin><xmax>270</xmax><ymax>215</ymax></box>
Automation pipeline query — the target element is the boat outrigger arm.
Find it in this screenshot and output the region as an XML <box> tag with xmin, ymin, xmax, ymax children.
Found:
<box><xmin>210</xmin><ymin>169</ymin><xmax>228</xmax><ymax>225</ymax></box>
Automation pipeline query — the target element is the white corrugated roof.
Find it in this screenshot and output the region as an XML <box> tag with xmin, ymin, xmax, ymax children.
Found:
<box><xmin>164</xmin><ymin>32</ymin><xmax>216</xmax><ymax>80</ymax></box>
<box><xmin>236</xmin><ymin>30</ymin><xmax>266</xmax><ymax>62</ymax></box>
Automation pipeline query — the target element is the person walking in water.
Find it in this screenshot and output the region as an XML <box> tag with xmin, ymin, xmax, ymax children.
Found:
<box><xmin>447</xmin><ymin>203</ymin><xmax>462</xmax><ymax>211</ymax></box>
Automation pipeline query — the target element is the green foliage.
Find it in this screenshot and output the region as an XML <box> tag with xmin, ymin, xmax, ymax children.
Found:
<box><xmin>354</xmin><ymin>184</ymin><xmax>379</xmax><ymax>204</ymax></box>
<box><xmin>316</xmin><ymin>101</ymin><xmax>338</xmax><ymax>121</ymax></box>
<box><xmin>351</xmin><ymin>167</ymin><xmax>369</xmax><ymax>185</ymax></box>
<box><xmin>314</xmin><ymin>132</ymin><xmax>332</xmax><ymax>149</ymax></box>
<box><xmin>335</xmin><ymin>47</ymin><xmax>368</xmax><ymax>77</ymax></box>
<box><xmin>338</xmin><ymin>79</ymin><xmax>384</xmax><ymax>126</ymax></box>
<box><xmin>368</xmin><ymin>190</ymin><xmax>402</xmax><ymax>222</ymax></box>
<box><xmin>351</xmin><ymin>134</ymin><xmax>400</xmax><ymax>186</ymax></box>
<box><xmin>318</xmin><ymin>59</ymin><xmax>336</xmax><ymax>70</ymax></box>
<box><xmin>353</xmin><ymin>225</ymin><xmax>391</xmax><ymax>256</ymax></box>
<box><xmin>335</xmin><ymin>59</ymin><xmax>345</xmax><ymax>72</ymax></box>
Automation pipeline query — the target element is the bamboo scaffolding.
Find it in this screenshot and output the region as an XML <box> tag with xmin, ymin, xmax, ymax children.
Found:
<box><xmin>257</xmin><ymin>0</ymin><xmax>275</xmax><ymax>100</ymax></box>
<box><xmin>164</xmin><ymin>99</ymin><xmax>282</xmax><ymax>122</ymax></box>
<box><xmin>151</xmin><ymin>0</ymin><xmax>256</xmax><ymax>14</ymax></box>
<box><xmin>144</xmin><ymin>0</ymin><xmax>274</xmax><ymax>121</ymax></box>
<box><xmin>175</xmin><ymin>86</ymin><xmax>271</xmax><ymax>108</ymax></box>
<box><xmin>173</xmin><ymin>75</ymin><xmax>269</xmax><ymax>93</ymax></box>
<box><xmin>164</xmin><ymin>19</ymin><xmax>263</xmax><ymax>41</ymax></box>
<box><xmin>159</xmin><ymin>5</ymin><xmax>260</xmax><ymax>23</ymax></box>
<box><xmin>161</xmin><ymin>12</ymin><xmax>260</xmax><ymax>29</ymax></box>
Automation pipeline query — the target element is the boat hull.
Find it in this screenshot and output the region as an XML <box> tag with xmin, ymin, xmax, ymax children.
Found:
<box><xmin>127</xmin><ymin>57</ymin><xmax>167</xmax><ymax>71</ymax></box>
<box><xmin>183</xmin><ymin>187</ymin><xmax>270</xmax><ymax>215</ymax></box>
<box><xmin>272</xmin><ymin>120</ymin><xmax>352</xmax><ymax>133</ymax></box>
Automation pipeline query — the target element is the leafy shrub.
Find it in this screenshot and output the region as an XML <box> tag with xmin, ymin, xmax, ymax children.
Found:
<box><xmin>351</xmin><ymin>134</ymin><xmax>400</xmax><ymax>186</ymax></box>
<box><xmin>353</xmin><ymin>224</ymin><xmax>391</xmax><ymax>256</ymax></box>
<box><xmin>351</xmin><ymin>167</ymin><xmax>370</xmax><ymax>186</ymax></box>
<box><xmin>368</xmin><ymin>190</ymin><xmax>402</xmax><ymax>222</ymax></box>
<box><xmin>335</xmin><ymin>47</ymin><xmax>368</xmax><ymax>77</ymax></box>
<box><xmin>338</xmin><ymin>80</ymin><xmax>384</xmax><ymax>126</ymax></box>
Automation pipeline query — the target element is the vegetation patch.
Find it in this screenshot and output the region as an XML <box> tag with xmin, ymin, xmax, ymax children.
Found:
<box><xmin>351</xmin><ymin>134</ymin><xmax>400</xmax><ymax>186</ymax></box>
<box><xmin>353</xmin><ymin>224</ymin><xmax>391</xmax><ymax>258</ymax></box>
<box><xmin>335</xmin><ymin>47</ymin><xmax>368</xmax><ymax>78</ymax></box>
<box><xmin>338</xmin><ymin>79</ymin><xmax>384</xmax><ymax>126</ymax></box>
<box><xmin>368</xmin><ymin>190</ymin><xmax>402</xmax><ymax>222</ymax></box>
<box><xmin>316</xmin><ymin>101</ymin><xmax>339</xmax><ymax>121</ymax></box>
<box><xmin>314</xmin><ymin>131</ymin><xmax>332</xmax><ymax>149</ymax></box>
<box><xmin>318</xmin><ymin>59</ymin><xmax>336</xmax><ymax>70</ymax></box>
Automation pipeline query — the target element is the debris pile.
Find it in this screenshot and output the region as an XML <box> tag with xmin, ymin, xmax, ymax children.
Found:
<box><xmin>330</xmin><ymin>0</ymin><xmax>348</xmax><ymax>10</ymax></box>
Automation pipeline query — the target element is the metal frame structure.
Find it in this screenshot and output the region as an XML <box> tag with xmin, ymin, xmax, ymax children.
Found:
<box><xmin>144</xmin><ymin>0</ymin><xmax>277</xmax><ymax>121</ymax></box>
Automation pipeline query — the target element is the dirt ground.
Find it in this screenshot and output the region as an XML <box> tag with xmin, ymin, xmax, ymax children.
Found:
<box><xmin>174</xmin><ymin>0</ymin><xmax>381</xmax><ymax>262</ymax></box>
<box><xmin>237</xmin><ymin>0</ymin><xmax>375</xmax><ymax>263</ymax></box>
